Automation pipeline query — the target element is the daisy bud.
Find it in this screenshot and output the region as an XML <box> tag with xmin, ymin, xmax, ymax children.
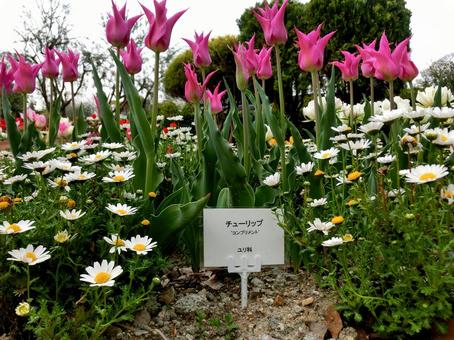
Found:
<box><xmin>59</xmin><ymin>195</ymin><xmax>68</xmax><ymax>202</ymax></box>
<box><xmin>141</xmin><ymin>219</ymin><xmax>150</xmax><ymax>226</ymax></box>
<box><xmin>67</xmin><ymin>199</ymin><xmax>76</xmax><ymax>208</ymax></box>
<box><xmin>405</xmin><ymin>213</ymin><xmax>415</xmax><ymax>220</ymax></box>
<box><xmin>15</xmin><ymin>302</ymin><xmax>30</xmax><ymax>316</ymax></box>
<box><xmin>148</xmin><ymin>191</ymin><xmax>157</xmax><ymax>198</ymax></box>
<box><xmin>152</xmin><ymin>277</ymin><xmax>161</xmax><ymax>286</ymax></box>
<box><xmin>0</xmin><ymin>201</ymin><xmax>10</xmax><ymax>210</ymax></box>
<box><xmin>86</xmin><ymin>199</ymin><xmax>93</xmax><ymax>204</ymax></box>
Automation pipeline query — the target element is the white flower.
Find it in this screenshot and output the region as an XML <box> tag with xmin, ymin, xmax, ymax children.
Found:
<box><xmin>369</xmin><ymin>109</ymin><xmax>403</xmax><ymax>123</ymax></box>
<box><xmin>431</xmin><ymin>107</ymin><xmax>454</xmax><ymax>120</ymax></box>
<box><xmin>60</xmin><ymin>209</ymin><xmax>86</xmax><ymax>220</ymax></box>
<box><xmin>112</xmin><ymin>151</ymin><xmax>137</xmax><ymax>162</ymax></box>
<box><xmin>331</xmin><ymin>124</ymin><xmax>351</xmax><ymax>133</ymax></box>
<box><xmin>309</xmin><ymin>197</ymin><xmax>327</xmax><ymax>207</ymax></box>
<box><xmin>265</xmin><ymin>124</ymin><xmax>273</xmax><ymax>141</ymax></box>
<box><xmin>338</xmin><ymin>103</ymin><xmax>365</xmax><ymax>124</ymax></box>
<box><xmin>51</xmin><ymin>160</ymin><xmax>81</xmax><ymax>172</ymax></box>
<box><xmin>106</xmin><ymin>164</ymin><xmax>133</xmax><ymax>172</ymax></box>
<box><xmin>432</xmin><ymin>128</ymin><xmax>454</xmax><ymax>146</ymax></box>
<box><xmin>18</xmin><ymin>148</ymin><xmax>55</xmax><ymax>161</ymax></box>
<box><xmin>0</xmin><ymin>220</ymin><xmax>35</xmax><ymax>234</ymax></box>
<box><xmin>263</xmin><ymin>172</ymin><xmax>280</xmax><ymax>186</ymax></box>
<box><xmin>15</xmin><ymin>302</ymin><xmax>30</xmax><ymax>316</ymax></box>
<box><xmin>164</xmin><ymin>152</ymin><xmax>181</xmax><ymax>159</ymax></box>
<box><xmin>8</xmin><ymin>244</ymin><xmax>51</xmax><ymax>265</ymax></box>
<box><xmin>417</xmin><ymin>86</ymin><xmax>453</xmax><ymax>107</ymax></box>
<box><xmin>314</xmin><ymin>147</ymin><xmax>339</xmax><ymax>160</ymax></box>
<box><xmin>377</xmin><ymin>154</ymin><xmax>395</xmax><ymax>164</ymax></box>
<box><xmin>106</xmin><ymin>203</ymin><xmax>138</xmax><ymax>216</ymax></box>
<box><xmin>441</xmin><ymin>184</ymin><xmax>454</xmax><ymax>205</ymax></box>
<box><xmin>167</xmin><ymin>115</ymin><xmax>183</xmax><ymax>121</ymax></box>
<box><xmin>48</xmin><ymin>178</ymin><xmax>71</xmax><ymax>191</ymax></box>
<box><xmin>102</xmin><ymin>169</ymin><xmax>135</xmax><ymax>183</ymax></box>
<box><xmin>307</xmin><ymin>218</ymin><xmax>335</xmax><ymax>235</ymax></box>
<box><xmin>358</xmin><ymin>121</ymin><xmax>384</xmax><ymax>134</ymax></box>
<box><xmin>61</xmin><ymin>141</ymin><xmax>87</xmax><ymax>151</ymax></box>
<box><xmin>102</xmin><ymin>142</ymin><xmax>124</xmax><ymax>150</ymax></box>
<box><xmin>339</xmin><ymin>139</ymin><xmax>371</xmax><ymax>154</ymax></box>
<box><xmin>322</xmin><ymin>237</ymin><xmax>344</xmax><ymax>247</ymax></box>
<box><xmin>80</xmin><ymin>260</ymin><xmax>123</xmax><ymax>287</ymax></box>
<box><xmin>3</xmin><ymin>174</ymin><xmax>28</xmax><ymax>185</ymax></box>
<box><xmin>404</xmin><ymin>164</ymin><xmax>449</xmax><ymax>184</ymax></box>
<box><xmin>64</xmin><ymin>171</ymin><xmax>96</xmax><ymax>182</ymax></box>
<box><xmin>125</xmin><ymin>235</ymin><xmax>157</xmax><ymax>255</ymax></box>
<box><xmin>295</xmin><ymin>162</ymin><xmax>314</xmax><ymax>175</ymax></box>
<box><xmin>103</xmin><ymin>234</ymin><xmax>127</xmax><ymax>254</ymax></box>
<box><xmin>403</xmin><ymin>123</ymin><xmax>430</xmax><ymax>135</ymax></box>
<box><xmin>54</xmin><ymin>230</ymin><xmax>70</xmax><ymax>243</ymax></box>
<box><xmin>404</xmin><ymin>109</ymin><xmax>429</xmax><ymax>121</ymax></box>
<box><xmin>80</xmin><ymin>151</ymin><xmax>111</xmax><ymax>164</ymax></box>
<box><xmin>22</xmin><ymin>161</ymin><xmax>50</xmax><ymax>172</ymax></box>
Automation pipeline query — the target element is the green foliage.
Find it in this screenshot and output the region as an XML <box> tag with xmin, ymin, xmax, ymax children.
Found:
<box><xmin>195</xmin><ymin>311</ymin><xmax>239</xmax><ymax>339</ymax></box>
<box><xmin>163</xmin><ymin>35</ymin><xmax>238</xmax><ymax>100</ymax></box>
<box><xmin>158</xmin><ymin>100</ymin><xmax>181</xmax><ymax>118</ymax></box>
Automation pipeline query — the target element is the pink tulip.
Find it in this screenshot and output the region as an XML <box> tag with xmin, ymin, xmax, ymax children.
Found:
<box><xmin>370</xmin><ymin>33</ymin><xmax>409</xmax><ymax>82</ymax></box>
<box><xmin>254</xmin><ymin>0</ymin><xmax>289</xmax><ymax>46</ymax></box>
<box><xmin>331</xmin><ymin>51</ymin><xmax>361</xmax><ymax>81</ymax></box>
<box><xmin>257</xmin><ymin>46</ymin><xmax>273</xmax><ymax>80</ymax></box>
<box><xmin>106</xmin><ymin>0</ymin><xmax>142</xmax><ymax>49</ymax></box>
<box><xmin>58</xmin><ymin>118</ymin><xmax>74</xmax><ymax>137</ymax></box>
<box><xmin>41</xmin><ymin>47</ymin><xmax>60</xmax><ymax>79</ymax></box>
<box><xmin>245</xmin><ymin>35</ymin><xmax>259</xmax><ymax>76</ymax></box>
<box><xmin>120</xmin><ymin>39</ymin><xmax>143</xmax><ymax>75</ymax></box>
<box><xmin>183</xmin><ymin>31</ymin><xmax>212</xmax><ymax>68</ymax></box>
<box><xmin>140</xmin><ymin>0</ymin><xmax>187</xmax><ymax>53</ymax></box>
<box><xmin>0</xmin><ymin>56</ymin><xmax>14</xmax><ymax>93</ymax></box>
<box><xmin>295</xmin><ymin>24</ymin><xmax>335</xmax><ymax>73</ymax></box>
<box><xmin>56</xmin><ymin>49</ymin><xmax>79</xmax><ymax>83</ymax></box>
<box><xmin>9</xmin><ymin>54</ymin><xmax>42</xmax><ymax>94</ymax></box>
<box><xmin>355</xmin><ymin>40</ymin><xmax>376</xmax><ymax>78</ymax></box>
<box><xmin>23</xmin><ymin>108</ymin><xmax>46</xmax><ymax>129</ymax></box>
<box><xmin>232</xmin><ymin>43</ymin><xmax>252</xmax><ymax>91</ymax></box>
<box><xmin>399</xmin><ymin>49</ymin><xmax>418</xmax><ymax>82</ymax></box>
<box><xmin>205</xmin><ymin>83</ymin><xmax>227</xmax><ymax>114</ymax></box>
<box><xmin>184</xmin><ymin>63</ymin><xmax>216</xmax><ymax>104</ymax></box>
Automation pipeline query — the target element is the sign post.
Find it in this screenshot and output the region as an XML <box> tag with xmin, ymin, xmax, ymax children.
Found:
<box><xmin>203</xmin><ymin>208</ymin><xmax>284</xmax><ymax>308</ymax></box>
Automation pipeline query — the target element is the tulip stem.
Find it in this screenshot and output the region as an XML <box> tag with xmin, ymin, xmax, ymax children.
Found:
<box><xmin>23</xmin><ymin>94</ymin><xmax>28</xmax><ymax>131</ymax></box>
<box><xmin>349</xmin><ymin>80</ymin><xmax>354</xmax><ymax>128</ymax></box>
<box><xmin>241</xmin><ymin>91</ymin><xmax>250</xmax><ymax>177</ymax></box>
<box><xmin>370</xmin><ymin>77</ymin><xmax>374</xmax><ymax>116</ymax></box>
<box><xmin>115</xmin><ymin>47</ymin><xmax>121</xmax><ymax>125</ymax></box>
<box><xmin>194</xmin><ymin>103</ymin><xmax>203</xmax><ymax>161</ymax></box>
<box><xmin>151</xmin><ymin>52</ymin><xmax>160</xmax><ymax>135</ymax></box>
<box><xmin>409</xmin><ymin>81</ymin><xmax>416</xmax><ymax>111</ymax></box>
<box><xmin>275</xmin><ymin>46</ymin><xmax>287</xmax><ymax>191</ymax></box>
<box><xmin>70</xmin><ymin>82</ymin><xmax>77</xmax><ymax>136</ymax></box>
<box><xmin>389</xmin><ymin>80</ymin><xmax>395</xmax><ymax>110</ymax></box>
<box><xmin>48</xmin><ymin>79</ymin><xmax>54</xmax><ymax>145</ymax></box>
<box><xmin>311</xmin><ymin>71</ymin><xmax>320</xmax><ymax>148</ymax></box>
<box><xmin>253</xmin><ymin>76</ymin><xmax>264</xmax><ymax>159</ymax></box>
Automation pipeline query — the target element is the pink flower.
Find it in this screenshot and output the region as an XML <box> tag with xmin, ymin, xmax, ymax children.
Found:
<box><xmin>9</xmin><ymin>54</ymin><xmax>42</xmax><ymax>94</ymax></box>
<box><xmin>232</xmin><ymin>43</ymin><xmax>252</xmax><ymax>91</ymax></box>
<box><xmin>355</xmin><ymin>40</ymin><xmax>376</xmax><ymax>78</ymax></box>
<box><xmin>23</xmin><ymin>108</ymin><xmax>46</xmax><ymax>129</ymax></box>
<box><xmin>331</xmin><ymin>51</ymin><xmax>361</xmax><ymax>81</ymax></box>
<box><xmin>0</xmin><ymin>56</ymin><xmax>14</xmax><ymax>93</ymax></box>
<box><xmin>257</xmin><ymin>46</ymin><xmax>273</xmax><ymax>80</ymax></box>
<box><xmin>183</xmin><ymin>31</ymin><xmax>212</xmax><ymax>68</ymax></box>
<box><xmin>295</xmin><ymin>24</ymin><xmax>335</xmax><ymax>73</ymax></box>
<box><xmin>183</xmin><ymin>63</ymin><xmax>216</xmax><ymax>104</ymax></box>
<box><xmin>58</xmin><ymin>118</ymin><xmax>73</xmax><ymax>137</ymax></box>
<box><xmin>370</xmin><ymin>33</ymin><xmax>409</xmax><ymax>82</ymax></box>
<box><xmin>245</xmin><ymin>35</ymin><xmax>259</xmax><ymax>76</ymax></box>
<box><xmin>41</xmin><ymin>47</ymin><xmax>60</xmax><ymax>79</ymax></box>
<box><xmin>56</xmin><ymin>49</ymin><xmax>79</xmax><ymax>83</ymax></box>
<box><xmin>140</xmin><ymin>0</ymin><xmax>187</xmax><ymax>53</ymax></box>
<box><xmin>106</xmin><ymin>0</ymin><xmax>142</xmax><ymax>49</ymax></box>
<box><xmin>120</xmin><ymin>39</ymin><xmax>143</xmax><ymax>75</ymax></box>
<box><xmin>205</xmin><ymin>83</ymin><xmax>227</xmax><ymax>114</ymax></box>
<box><xmin>399</xmin><ymin>49</ymin><xmax>418</xmax><ymax>82</ymax></box>
<box><xmin>254</xmin><ymin>0</ymin><xmax>289</xmax><ymax>46</ymax></box>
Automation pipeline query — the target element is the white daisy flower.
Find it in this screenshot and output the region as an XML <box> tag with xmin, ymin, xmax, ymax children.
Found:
<box><xmin>307</xmin><ymin>218</ymin><xmax>335</xmax><ymax>235</ymax></box>
<box><xmin>322</xmin><ymin>237</ymin><xmax>344</xmax><ymax>247</ymax></box>
<box><xmin>102</xmin><ymin>142</ymin><xmax>124</xmax><ymax>150</ymax></box>
<box><xmin>125</xmin><ymin>235</ymin><xmax>158</xmax><ymax>255</ymax></box>
<box><xmin>432</xmin><ymin>128</ymin><xmax>454</xmax><ymax>146</ymax></box>
<box><xmin>64</xmin><ymin>171</ymin><xmax>96</xmax><ymax>182</ymax></box>
<box><xmin>404</xmin><ymin>164</ymin><xmax>449</xmax><ymax>184</ymax></box>
<box><xmin>7</xmin><ymin>244</ymin><xmax>51</xmax><ymax>265</ymax></box>
<box><xmin>404</xmin><ymin>109</ymin><xmax>429</xmax><ymax>121</ymax></box>
<box><xmin>106</xmin><ymin>203</ymin><xmax>137</xmax><ymax>216</ymax></box>
<box><xmin>22</xmin><ymin>161</ymin><xmax>50</xmax><ymax>172</ymax></box>
<box><xmin>54</xmin><ymin>230</ymin><xmax>70</xmax><ymax>243</ymax></box>
<box><xmin>51</xmin><ymin>160</ymin><xmax>81</xmax><ymax>172</ymax></box>
<box><xmin>0</xmin><ymin>220</ymin><xmax>35</xmax><ymax>234</ymax></box>
<box><xmin>309</xmin><ymin>197</ymin><xmax>328</xmax><ymax>207</ymax></box>
<box><xmin>80</xmin><ymin>260</ymin><xmax>123</xmax><ymax>287</ymax></box>
<box><xmin>263</xmin><ymin>172</ymin><xmax>280</xmax><ymax>187</ymax></box>
<box><xmin>106</xmin><ymin>164</ymin><xmax>133</xmax><ymax>172</ymax></box>
<box><xmin>3</xmin><ymin>174</ymin><xmax>28</xmax><ymax>185</ymax></box>
<box><xmin>331</xmin><ymin>124</ymin><xmax>352</xmax><ymax>133</ymax></box>
<box><xmin>112</xmin><ymin>151</ymin><xmax>137</xmax><ymax>162</ymax></box>
<box><xmin>80</xmin><ymin>151</ymin><xmax>111</xmax><ymax>164</ymax></box>
<box><xmin>314</xmin><ymin>147</ymin><xmax>340</xmax><ymax>160</ymax></box>
<box><xmin>164</xmin><ymin>152</ymin><xmax>181</xmax><ymax>159</ymax></box>
<box><xmin>103</xmin><ymin>234</ymin><xmax>127</xmax><ymax>254</ymax></box>
<box><xmin>295</xmin><ymin>162</ymin><xmax>314</xmax><ymax>175</ymax></box>
<box><xmin>167</xmin><ymin>115</ymin><xmax>183</xmax><ymax>121</ymax></box>
<box><xmin>102</xmin><ymin>169</ymin><xmax>135</xmax><ymax>183</ymax></box>
<box><xmin>339</xmin><ymin>139</ymin><xmax>371</xmax><ymax>154</ymax></box>
<box><xmin>61</xmin><ymin>141</ymin><xmax>87</xmax><ymax>151</ymax></box>
<box><xmin>403</xmin><ymin>123</ymin><xmax>430</xmax><ymax>135</ymax></box>
<box><xmin>358</xmin><ymin>121</ymin><xmax>384</xmax><ymax>134</ymax></box>
<box><xmin>417</xmin><ymin>86</ymin><xmax>453</xmax><ymax>107</ymax></box>
<box><xmin>48</xmin><ymin>178</ymin><xmax>71</xmax><ymax>191</ymax></box>
<box><xmin>431</xmin><ymin>107</ymin><xmax>454</xmax><ymax>120</ymax></box>
<box><xmin>441</xmin><ymin>184</ymin><xmax>454</xmax><ymax>205</ymax></box>
<box><xmin>18</xmin><ymin>149</ymin><xmax>55</xmax><ymax>162</ymax></box>
<box><xmin>330</xmin><ymin>135</ymin><xmax>348</xmax><ymax>142</ymax></box>
<box><xmin>59</xmin><ymin>209</ymin><xmax>86</xmax><ymax>220</ymax></box>
<box><xmin>369</xmin><ymin>109</ymin><xmax>403</xmax><ymax>123</ymax></box>
<box><xmin>377</xmin><ymin>154</ymin><xmax>396</xmax><ymax>164</ymax></box>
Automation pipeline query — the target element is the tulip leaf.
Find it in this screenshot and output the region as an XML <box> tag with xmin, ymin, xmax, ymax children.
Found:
<box><xmin>433</xmin><ymin>85</ymin><xmax>442</xmax><ymax>108</ymax></box>
<box><xmin>148</xmin><ymin>194</ymin><xmax>210</xmax><ymax>251</ymax></box>
<box><xmin>2</xmin><ymin>89</ymin><xmax>21</xmax><ymax>156</ymax></box>
<box><xmin>90</xmin><ymin>61</ymin><xmax>123</xmax><ymax>143</ymax></box>
<box><xmin>76</xmin><ymin>105</ymin><xmax>88</xmax><ymax>137</ymax></box>
<box><xmin>320</xmin><ymin>66</ymin><xmax>337</xmax><ymax>150</ymax></box>
<box><xmin>288</xmin><ymin>120</ymin><xmax>311</xmax><ymax>163</ymax></box>
<box><xmin>362</xmin><ymin>94</ymin><xmax>372</xmax><ymax>124</ymax></box>
<box><xmin>255</xmin><ymin>185</ymin><xmax>278</xmax><ymax>207</ymax></box>
<box><xmin>216</xmin><ymin>187</ymin><xmax>232</xmax><ymax>208</ymax></box>
<box><xmin>48</xmin><ymin>93</ymin><xmax>62</xmax><ymax>147</ymax></box>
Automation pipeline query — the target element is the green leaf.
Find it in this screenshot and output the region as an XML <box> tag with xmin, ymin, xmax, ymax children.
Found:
<box><xmin>216</xmin><ymin>187</ymin><xmax>233</xmax><ymax>208</ymax></box>
<box><xmin>320</xmin><ymin>66</ymin><xmax>337</xmax><ymax>150</ymax></box>
<box><xmin>255</xmin><ymin>185</ymin><xmax>279</xmax><ymax>207</ymax></box>
<box><xmin>433</xmin><ymin>85</ymin><xmax>442</xmax><ymax>108</ymax></box>
<box><xmin>47</xmin><ymin>94</ymin><xmax>62</xmax><ymax>147</ymax></box>
<box><xmin>288</xmin><ymin>120</ymin><xmax>311</xmax><ymax>163</ymax></box>
<box><xmin>148</xmin><ymin>194</ymin><xmax>210</xmax><ymax>251</ymax></box>
<box><xmin>90</xmin><ymin>60</ymin><xmax>123</xmax><ymax>142</ymax></box>
<box><xmin>2</xmin><ymin>89</ymin><xmax>21</xmax><ymax>156</ymax></box>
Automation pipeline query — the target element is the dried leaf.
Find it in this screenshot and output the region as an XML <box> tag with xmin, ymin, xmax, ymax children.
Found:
<box><xmin>326</xmin><ymin>304</ymin><xmax>343</xmax><ymax>338</ymax></box>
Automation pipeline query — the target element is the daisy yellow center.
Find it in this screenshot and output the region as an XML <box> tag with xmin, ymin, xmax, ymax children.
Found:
<box><xmin>94</xmin><ymin>272</ymin><xmax>111</xmax><ymax>284</ymax></box>
<box><xmin>69</xmin><ymin>152</ymin><xmax>77</xmax><ymax>158</ymax></box>
<box><xmin>7</xmin><ymin>224</ymin><xmax>22</xmax><ymax>233</ymax></box>
<box><xmin>133</xmin><ymin>244</ymin><xmax>146</xmax><ymax>251</ymax></box>
<box><xmin>95</xmin><ymin>154</ymin><xmax>103</xmax><ymax>159</ymax></box>
<box><xmin>0</xmin><ymin>202</ymin><xmax>10</xmax><ymax>209</ymax></box>
<box><xmin>342</xmin><ymin>234</ymin><xmax>354</xmax><ymax>242</ymax></box>
<box><xmin>78</xmin><ymin>175</ymin><xmax>87</xmax><ymax>180</ymax></box>
<box><xmin>314</xmin><ymin>169</ymin><xmax>325</xmax><ymax>176</ymax></box>
<box><xmin>114</xmin><ymin>239</ymin><xmax>125</xmax><ymax>246</ymax></box>
<box><xmin>445</xmin><ymin>191</ymin><xmax>454</xmax><ymax>198</ymax></box>
<box><xmin>441</xmin><ymin>135</ymin><xmax>448</xmax><ymax>142</ymax></box>
<box><xmin>116</xmin><ymin>209</ymin><xmax>127</xmax><ymax>215</ymax></box>
<box><xmin>331</xmin><ymin>216</ymin><xmax>344</xmax><ymax>224</ymax></box>
<box><xmin>347</xmin><ymin>171</ymin><xmax>362</xmax><ymax>181</ymax></box>
<box><xmin>113</xmin><ymin>175</ymin><xmax>125</xmax><ymax>182</ymax></box>
<box><xmin>70</xmin><ymin>143</ymin><xmax>78</xmax><ymax>147</ymax></box>
<box><xmin>419</xmin><ymin>172</ymin><xmax>436</xmax><ymax>181</ymax></box>
<box><xmin>25</xmin><ymin>252</ymin><xmax>37</xmax><ymax>263</ymax></box>
<box><xmin>321</xmin><ymin>152</ymin><xmax>331</xmax><ymax>159</ymax></box>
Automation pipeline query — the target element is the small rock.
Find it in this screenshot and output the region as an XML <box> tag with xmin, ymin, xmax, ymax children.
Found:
<box><xmin>133</xmin><ymin>329</ymin><xmax>149</xmax><ymax>336</ymax></box>
<box><xmin>264</xmin><ymin>297</ymin><xmax>274</xmax><ymax>306</ymax></box>
<box><xmin>174</xmin><ymin>293</ymin><xmax>209</xmax><ymax>315</ymax></box>
<box><xmin>273</xmin><ymin>294</ymin><xmax>284</xmax><ymax>306</ymax></box>
<box><xmin>133</xmin><ymin>309</ymin><xmax>151</xmax><ymax>330</ymax></box>
<box><xmin>206</xmin><ymin>291</ymin><xmax>216</xmax><ymax>301</ymax></box>
<box><xmin>260</xmin><ymin>335</ymin><xmax>277</xmax><ymax>340</ymax></box>
<box><xmin>303</xmin><ymin>333</ymin><xmax>319</xmax><ymax>340</ymax></box>
<box><xmin>338</xmin><ymin>326</ymin><xmax>358</xmax><ymax>340</ymax></box>
<box><xmin>302</xmin><ymin>297</ymin><xmax>315</xmax><ymax>306</ymax></box>
<box><xmin>159</xmin><ymin>286</ymin><xmax>176</xmax><ymax>305</ymax></box>
<box><xmin>251</xmin><ymin>277</ymin><xmax>265</xmax><ymax>288</ymax></box>
<box><xmin>232</xmin><ymin>293</ymin><xmax>239</xmax><ymax>300</ymax></box>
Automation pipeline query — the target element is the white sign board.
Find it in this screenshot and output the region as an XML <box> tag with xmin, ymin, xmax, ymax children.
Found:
<box><xmin>203</xmin><ymin>208</ymin><xmax>285</xmax><ymax>268</ymax></box>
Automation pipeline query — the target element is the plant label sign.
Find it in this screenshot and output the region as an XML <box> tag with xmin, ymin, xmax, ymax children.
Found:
<box><xmin>203</xmin><ymin>208</ymin><xmax>285</xmax><ymax>267</ymax></box>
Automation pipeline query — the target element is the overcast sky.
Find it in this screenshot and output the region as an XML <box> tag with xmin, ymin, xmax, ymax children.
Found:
<box><xmin>0</xmin><ymin>0</ymin><xmax>453</xmax><ymax>71</ymax></box>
